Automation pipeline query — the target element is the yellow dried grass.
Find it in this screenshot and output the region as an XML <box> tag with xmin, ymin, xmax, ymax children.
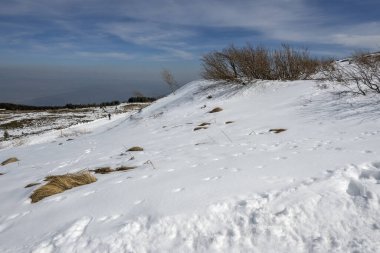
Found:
<box><xmin>30</xmin><ymin>171</ymin><xmax>97</xmax><ymax>203</ymax></box>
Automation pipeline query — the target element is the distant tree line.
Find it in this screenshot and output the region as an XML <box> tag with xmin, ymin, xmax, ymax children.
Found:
<box><xmin>0</xmin><ymin>96</ymin><xmax>158</xmax><ymax>111</ymax></box>
<box><xmin>127</xmin><ymin>97</ymin><xmax>156</xmax><ymax>103</ymax></box>
<box><xmin>0</xmin><ymin>101</ymin><xmax>121</xmax><ymax>111</ymax></box>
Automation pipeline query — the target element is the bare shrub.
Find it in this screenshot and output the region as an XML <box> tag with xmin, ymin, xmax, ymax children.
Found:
<box><xmin>202</xmin><ymin>43</ymin><xmax>320</xmax><ymax>82</ymax></box>
<box><xmin>30</xmin><ymin>171</ymin><xmax>97</xmax><ymax>203</ymax></box>
<box><xmin>161</xmin><ymin>69</ymin><xmax>179</xmax><ymax>94</ymax></box>
<box><xmin>321</xmin><ymin>52</ymin><xmax>380</xmax><ymax>95</ymax></box>
<box><xmin>272</xmin><ymin>44</ymin><xmax>319</xmax><ymax>80</ymax></box>
<box><xmin>201</xmin><ymin>49</ymin><xmax>240</xmax><ymax>82</ymax></box>
<box><xmin>3</xmin><ymin>130</ymin><xmax>9</xmax><ymax>140</ymax></box>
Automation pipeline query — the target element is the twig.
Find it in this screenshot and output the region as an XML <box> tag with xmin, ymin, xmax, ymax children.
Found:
<box><xmin>220</xmin><ymin>130</ymin><xmax>232</xmax><ymax>143</ymax></box>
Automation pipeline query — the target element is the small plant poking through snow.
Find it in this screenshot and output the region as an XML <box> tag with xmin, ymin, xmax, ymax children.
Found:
<box><xmin>127</xmin><ymin>146</ymin><xmax>144</xmax><ymax>151</ymax></box>
<box><xmin>1</xmin><ymin>157</ymin><xmax>19</xmax><ymax>166</ymax></box>
<box><xmin>225</xmin><ymin>121</ymin><xmax>234</xmax><ymax>124</ymax></box>
<box><xmin>209</xmin><ymin>107</ymin><xmax>223</xmax><ymax>113</ymax></box>
<box><xmin>198</xmin><ymin>122</ymin><xmax>211</xmax><ymax>126</ymax></box>
<box><xmin>30</xmin><ymin>171</ymin><xmax>97</xmax><ymax>203</ymax></box>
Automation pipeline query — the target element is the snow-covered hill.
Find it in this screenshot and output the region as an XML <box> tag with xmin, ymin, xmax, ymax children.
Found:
<box><xmin>1</xmin><ymin>80</ymin><xmax>380</xmax><ymax>252</ymax></box>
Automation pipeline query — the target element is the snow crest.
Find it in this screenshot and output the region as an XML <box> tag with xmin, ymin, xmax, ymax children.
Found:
<box><xmin>32</xmin><ymin>163</ymin><xmax>380</xmax><ymax>253</ymax></box>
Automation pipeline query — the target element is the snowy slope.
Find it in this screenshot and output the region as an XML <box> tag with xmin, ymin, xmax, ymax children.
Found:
<box><xmin>1</xmin><ymin>80</ymin><xmax>380</xmax><ymax>252</ymax></box>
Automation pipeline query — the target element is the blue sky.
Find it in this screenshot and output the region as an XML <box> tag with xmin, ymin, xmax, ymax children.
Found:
<box><xmin>0</xmin><ymin>0</ymin><xmax>379</xmax><ymax>105</ymax></box>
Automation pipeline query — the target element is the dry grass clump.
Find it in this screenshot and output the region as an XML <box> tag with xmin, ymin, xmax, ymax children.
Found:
<box><xmin>198</xmin><ymin>122</ymin><xmax>211</xmax><ymax>126</ymax></box>
<box><xmin>91</xmin><ymin>166</ymin><xmax>136</xmax><ymax>174</ymax></box>
<box><xmin>209</xmin><ymin>107</ymin><xmax>223</xmax><ymax>113</ymax></box>
<box><xmin>25</xmin><ymin>183</ymin><xmax>41</xmax><ymax>188</ymax></box>
<box><xmin>91</xmin><ymin>167</ymin><xmax>113</xmax><ymax>174</ymax></box>
<box><xmin>127</xmin><ymin>146</ymin><xmax>144</xmax><ymax>151</ymax></box>
<box><xmin>30</xmin><ymin>171</ymin><xmax>97</xmax><ymax>203</ymax></box>
<box><xmin>225</xmin><ymin>121</ymin><xmax>234</xmax><ymax>124</ymax></box>
<box><xmin>115</xmin><ymin>166</ymin><xmax>136</xmax><ymax>172</ymax></box>
<box><xmin>1</xmin><ymin>157</ymin><xmax>19</xmax><ymax>166</ymax></box>
<box><xmin>269</xmin><ymin>128</ymin><xmax>287</xmax><ymax>134</ymax></box>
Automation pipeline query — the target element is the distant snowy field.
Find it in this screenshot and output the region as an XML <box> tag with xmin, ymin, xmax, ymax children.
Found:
<box><xmin>0</xmin><ymin>103</ymin><xmax>147</xmax><ymax>149</ymax></box>
<box><xmin>1</xmin><ymin>80</ymin><xmax>380</xmax><ymax>252</ymax></box>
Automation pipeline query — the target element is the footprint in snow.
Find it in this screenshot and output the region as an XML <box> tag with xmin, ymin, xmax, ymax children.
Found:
<box><xmin>172</xmin><ymin>188</ymin><xmax>184</xmax><ymax>193</ymax></box>
<box><xmin>97</xmin><ymin>215</ymin><xmax>121</xmax><ymax>223</ymax></box>
<box><xmin>274</xmin><ymin>156</ymin><xmax>287</xmax><ymax>160</ymax></box>
<box><xmin>231</xmin><ymin>168</ymin><xmax>242</xmax><ymax>173</ymax></box>
<box><xmin>134</xmin><ymin>200</ymin><xmax>145</xmax><ymax>205</ymax></box>
<box><xmin>202</xmin><ymin>176</ymin><xmax>221</xmax><ymax>181</ymax></box>
<box><xmin>361</xmin><ymin>150</ymin><xmax>373</xmax><ymax>154</ymax></box>
<box><xmin>82</xmin><ymin>191</ymin><xmax>96</xmax><ymax>196</ymax></box>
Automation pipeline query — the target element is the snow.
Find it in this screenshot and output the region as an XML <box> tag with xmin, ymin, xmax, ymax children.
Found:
<box><xmin>1</xmin><ymin>79</ymin><xmax>380</xmax><ymax>252</ymax></box>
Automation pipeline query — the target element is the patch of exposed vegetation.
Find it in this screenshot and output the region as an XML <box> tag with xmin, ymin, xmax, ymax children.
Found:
<box><xmin>209</xmin><ymin>107</ymin><xmax>223</xmax><ymax>113</ymax></box>
<box><xmin>194</xmin><ymin>127</ymin><xmax>208</xmax><ymax>131</ymax></box>
<box><xmin>1</xmin><ymin>157</ymin><xmax>19</xmax><ymax>166</ymax></box>
<box><xmin>25</xmin><ymin>183</ymin><xmax>41</xmax><ymax>188</ymax></box>
<box><xmin>269</xmin><ymin>128</ymin><xmax>287</xmax><ymax>134</ymax></box>
<box><xmin>127</xmin><ymin>146</ymin><xmax>144</xmax><ymax>151</ymax></box>
<box><xmin>30</xmin><ymin>171</ymin><xmax>97</xmax><ymax>203</ymax></box>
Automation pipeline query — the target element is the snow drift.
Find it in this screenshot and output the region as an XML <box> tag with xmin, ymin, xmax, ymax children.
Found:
<box><xmin>1</xmin><ymin>79</ymin><xmax>380</xmax><ymax>252</ymax></box>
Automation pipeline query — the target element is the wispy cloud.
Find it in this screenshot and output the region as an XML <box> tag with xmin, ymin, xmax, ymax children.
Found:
<box><xmin>76</xmin><ymin>51</ymin><xmax>134</xmax><ymax>60</ymax></box>
<box><xmin>1</xmin><ymin>0</ymin><xmax>380</xmax><ymax>61</ymax></box>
